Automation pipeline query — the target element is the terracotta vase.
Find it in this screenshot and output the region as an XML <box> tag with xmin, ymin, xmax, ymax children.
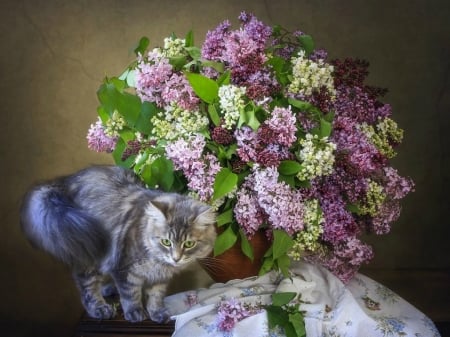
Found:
<box><xmin>198</xmin><ymin>230</ymin><xmax>271</xmax><ymax>283</ymax></box>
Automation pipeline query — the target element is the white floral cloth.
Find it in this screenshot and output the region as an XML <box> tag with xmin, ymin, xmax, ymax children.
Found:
<box><xmin>165</xmin><ymin>262</ymin><xmax>441</xmax><ymax>337</ymax></box>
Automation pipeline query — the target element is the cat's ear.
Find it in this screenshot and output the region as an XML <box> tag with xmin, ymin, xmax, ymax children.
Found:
<box><xmin>194</xmin><ymin>206</ymin><xmax>217</xmax><ymax>227</ymax></box>
<box><xmin>145</xmin><ymin>201</ymin><xmax>167</xmax><ymax>226</ymax></box>
<box><xmin>151</xmin><ymin>195</ymin><xmax>176</xmax><ymax>216</ymax></box>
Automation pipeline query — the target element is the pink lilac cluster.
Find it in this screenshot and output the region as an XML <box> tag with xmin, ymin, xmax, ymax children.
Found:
<box><xmin>86</xmin><ymin>118</ymin><xmax>117</xmax><ymax>153</ymax></box>
<box><xmin>165</xmin><ymin>135</ymin><xmax>221</xmax><ymax>201</ymax></box>
<box><xmin>201</xmin><ymin>12</ymin><xmax>278</xmax><ymax>100</ymax></box>
<box><xmin>135</xmin><ymin>51</ymin><xmax>199</xmax><ymax>110</ymax></box>
<box><xmin>216</xmin><ymin>298</ymin><xmax>257</xmax><ymax>332</ymax></box>
<box><xmin>235</xmin><ymin>166</ymin><xmax>305</xmax><ymax>237</ymax></box>
<box><xmin>234</xmin><ymin>107</ymin><xmax>296</xmax><ymax>167</ymax></box>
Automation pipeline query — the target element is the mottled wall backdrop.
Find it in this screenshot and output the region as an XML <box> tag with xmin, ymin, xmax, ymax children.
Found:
<box><xmin>1</xmin><ymin>0</ymin><xmax>448</xmax><ymax>336</ymax></box>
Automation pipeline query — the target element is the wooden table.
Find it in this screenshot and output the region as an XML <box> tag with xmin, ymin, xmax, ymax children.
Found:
<box><xmin>73</xmin><ymin>314</ymin><xmax>175</xmax><ymax>337</ymax></box>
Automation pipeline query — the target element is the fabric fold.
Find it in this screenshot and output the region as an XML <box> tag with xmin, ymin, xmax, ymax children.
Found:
<box><xmin>165</xmin><ymin>262</ymin><xmax>441</xmax><ymax>337</ymax></box>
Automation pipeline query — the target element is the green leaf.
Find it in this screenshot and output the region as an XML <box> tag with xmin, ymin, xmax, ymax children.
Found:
<box><xmin>320</xmin><ymin>118</ymin><xmax>332</xmax><ymax>138</ymax></box>
<box><xmin>216</xmin><ymin>208</ymin><xmax>233</xmax><ymax>227</ymax></box>
<box><xmin>284</xmin><ymin>323</ymin><xmax>299</xmax><ymax>337</ymax></box>
<box><xmin>276</xmin><ymin>253</ymin><xmax>292</xmax><ymax>278</ymax></box>
<box><xmin>259</xmin><ymin>256</ymin><xmax>274</xmax><ymax>276</ymax></box>
<box><xmin>169</xmin><ymin>55</ymin><xmax>187</xmax><ymax>70</ymax></box>
<box><xmin>112</xmin><ymin>138</ymin><xmax>134</xmax><ymax>167</ymax></box>
<box><xmin>239</xmin><ymin>229</ymin><xmax>254</xmax><ymax>261</ymax></box>
<box><xmin>279</xmin><ymin>160</ymin><xmax>303</xmax><ymax>176</ymax></box>
<box><xmin>134</xmin><ymin>101</ymin><xmax>158</xmax><ymax>135</ymax></box>
<box><xmin>272</xmin><ymin>230</ymin><xmax>294</xmax><ymax>260</ymax></box>
<box><xmin>134</xmin><ymin>36</ymin><xmax>150</xmax><ymax>56</ymax></box>
<box><xmin>125</xmin><ymin>69</ymin><xmax>136</xmax><ymax>88</ymax></box>
<box><xmin>266</xmin><ymin>306</ymin><xmax>287</xmax><ymax>329</ymax></box>
<box><xmin>201</xmin><ymin>60</ymin><xmax>225</xmax><ymax>74</ymax></box>
<box><xmin>267</xmin><ymin>56</ymin><xmax>289</xmax><ymax>85</ymax></box>
<box><xmin>97</xmin><ymin>106</ymin><xmax>109</xmax><ymax>124</ymax></box>
<box><xmin>247</xmin><ymin>109</ymin><xmax>261</xmax><ymax>130</ymax></box>
<box><xmin>214</xmin><ymin>225</ymin><xmax>238</xmax><ymax>256</ymax></box>
<box><xmin>346</xmin><ymin>203</ymin><xmax>363</xmax><ymax>215</ymax></box>
<box><xmin>97</xmin><ymin>81</ymin><xmax>141</xmax><ymax>124</ymax></box>
<box><xmin>216</xmin><ymin>70</ymin><xmax>230</xmax><ymax>85</ymax></box>
<box><xmin>185</xmin><ymin>46</ymin><xmax>201</xmax><ymax>60</ymax></box>
<box><xmin>323</xmin><ymin>111</ymin><xmax>335</xmax><ymax>123</ymax></box>
<box><xmin>298</xmin><ymin>34</ymin><xmax>315</xmax><ymax>55</ymax></box>
<box><xmin>289</xmin><ymin>312</ymin><xmax>306</xmax><ymax>337</ymax></box>
<box><xmin>152</xmin><ymin>157</ymin><xmax>175</xmax><ymax>191</ymax></box>
<box><xmin>288</xmin><ymin>98</ymin><xmax>320</xmax><ymax>116</ymax></box>
<box><xmin>213</xmin><ymin>167</ymin><xmax>238</xmax><ymax>201</ymax></box>
<box><xmin>238</xmin><ymin>108</ymin><xmax>260</xmax><ymax>130</ymax></box>
<box><xmin>272</xmin><ymin>292</ymin><xmax>296</xmax><ymax>306</ymax></box>
<box><xmin>295</xmin><ymin>179</ymin><xmax>311</xmax><ymax>188</ymax></box>
<box><xmin>278</xmin><ymin>174</ymin><xmax>296</xmax><ymax>188</ymax></box>
<box><xmin>185</xmin><ymin>30</ymin><xmax>194</xmax><ymax>47</ymax></box>
<box><xmin>185</xmin><ymin>72</ymin><xmax>219</xmax><ymax>103</ymax></box>
<box><xmin>208</xmin><ymin>104</ymin><xmax>220</xmax><ymax>126</ymax></box>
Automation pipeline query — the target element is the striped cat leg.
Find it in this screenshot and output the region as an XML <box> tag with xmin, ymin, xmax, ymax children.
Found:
<box><xmin>144</xmin><ymin>283</ymin><xmax>170</xmax><ymax>323</ymax></box>
<box><xmin>113</xmin><ymin>272</ymin><xmax>147</xmax><ymax>322</ymax></box>
<box><xmin>73</xmin><ymin>271</ymin><xmax>116</xmax><ymax>320</ymax></box>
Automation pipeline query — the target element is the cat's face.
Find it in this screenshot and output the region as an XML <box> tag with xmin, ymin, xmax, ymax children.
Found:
<box><xmin>142</xmin><ymin>195</ymin><xmax>217</xmax><ymax>267</ymax></box>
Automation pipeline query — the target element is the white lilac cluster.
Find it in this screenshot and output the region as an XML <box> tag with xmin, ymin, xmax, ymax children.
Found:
<box><xmin>297</xmin><ymin>134</ymin><xmax>337</xmax><ymax>181</ymax></box>
<box><xmin>288</xmin><ymin>50</ymin><xmax>336</xmax><ymax>98</ymax></box>
<box><xmin>290</xmin><ymin>199</ymin><xmax>325</xmax><ymax>259</ymax></box>
<box><xmin>151</xmin><ymin>104</ymin><xmax>209</xmax><ymax>141</ymax></box>
<box><xmin>360</xmin><ymin>180</ymin><xmax>387</xmax><ymax>217</ymax></box>
<box><xmin>162</xmin><ymin>37</ymin><xmax>186</xmax><ymax>57</ymax></box>
<box><xmin>360</xmin><ymin>117</ymin><xmax>403</xmax><ymax>159</ymax></box>
<box><xmin>218</xmin><ymin>84</ymin><xmax>247</xmax><ymax>129</ymax></box>
<box><xmin>104</xmin><ymin>110</ymin><xmax>125</xmax><ymax>137</ymax></box>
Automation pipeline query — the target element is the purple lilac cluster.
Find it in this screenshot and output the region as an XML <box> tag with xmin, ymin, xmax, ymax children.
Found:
<box><xmin>202</xmin><ymin>13</ymin><xmax>278</xmax><ymax>100</ymax></box>
<box><xmin>136</xmin><ymin>51</ymin><xmax>199</xmax><ymax>110</ymax></box>
<box><xmin>235</xmin><ymin>166</ymin><xmax>305</xmax><ymax>237</ymax></box>
<box><xmin>216</xmin><ymin>298</ymin><xmax>257</xmax><ymax>332</ymax></box>
<box><xmin>165</xmin><ymin>135</ymin><xmax>221</xmax><ymax>202</ymax></box>
<box><xmin>86</xmin><ymin>118</ymin><xmax>117</xmax><ymax>153</ymax></box>
<box><xmin>234</xmin><ymin>106</ymin><xmax>296</xmax><ymax>167</ymax></box>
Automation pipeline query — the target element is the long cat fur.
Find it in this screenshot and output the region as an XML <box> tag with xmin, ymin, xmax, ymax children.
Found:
<box><xmin>20</xmin><ymin>165</ymin><xmax>216</xmax><ymax>322</ymax></box>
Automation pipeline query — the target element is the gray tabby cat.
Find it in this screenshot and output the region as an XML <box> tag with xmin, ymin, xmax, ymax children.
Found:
<box><xmin>20</xmin><ymin>165</ymin><xmax>216</xmax><ymax>322</ymax></box>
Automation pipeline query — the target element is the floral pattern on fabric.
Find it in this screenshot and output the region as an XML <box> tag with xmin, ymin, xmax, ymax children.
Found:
<box><xmin>165</xmin><ymin>262</ymin><xmax>441</xmax><ymax>337</ymax></box>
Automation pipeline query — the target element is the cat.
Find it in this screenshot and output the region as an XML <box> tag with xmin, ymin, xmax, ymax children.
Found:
<box><xmin>20</xmin><ymin>165</ymin><xmax>217</xmax><ymax>323</ymax></box>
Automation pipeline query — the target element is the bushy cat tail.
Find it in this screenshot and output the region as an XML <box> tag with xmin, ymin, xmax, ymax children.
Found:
<box><xmin>20</xmin><ymin>183</ymin><xmax>109</xmax><ymax>267</ymax></box>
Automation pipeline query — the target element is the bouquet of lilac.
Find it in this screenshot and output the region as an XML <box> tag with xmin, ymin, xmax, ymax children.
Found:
<box><xmin>87</xmin><ymin>12</ymin><xmax>414</xmax><ymax>283</ymax></box>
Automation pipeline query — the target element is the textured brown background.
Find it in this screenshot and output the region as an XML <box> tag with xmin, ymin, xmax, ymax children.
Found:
<box><xmin>1</xmin><ymin>0</ymin><xmax>449</xmax><ymax>336</ymax></box>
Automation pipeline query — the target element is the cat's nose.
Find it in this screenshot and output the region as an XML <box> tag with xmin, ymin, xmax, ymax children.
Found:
<box><xmin>172</xmin><ymin>251</ymin><xmax>182</xmax><ymax>262</ymax></box>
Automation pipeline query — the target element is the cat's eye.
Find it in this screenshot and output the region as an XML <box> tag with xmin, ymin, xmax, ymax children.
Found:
<box><xmin>183</xmin><ymin>240</ymin><xmax>196</xmax><ymax>249</ymax></box>
<box><xmin>160</xmin><ymin>238</ymin><xmax>172</xmax><ymax>247</ymax></box>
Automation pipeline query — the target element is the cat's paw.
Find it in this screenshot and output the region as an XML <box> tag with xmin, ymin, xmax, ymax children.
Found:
<box><xmin>148</xmin><ymin>307</ymin><xmax>170</xmax><ymax>323</ymax></box>
<box><xmin>124</xmin><ymin>306</ymin><xmax>147</xmax><ymax>322</ymax></box>
<box><xmin>88</xmin><ymin>303</ymin><xmax>116</xmax><ymax>320</ymax></box>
